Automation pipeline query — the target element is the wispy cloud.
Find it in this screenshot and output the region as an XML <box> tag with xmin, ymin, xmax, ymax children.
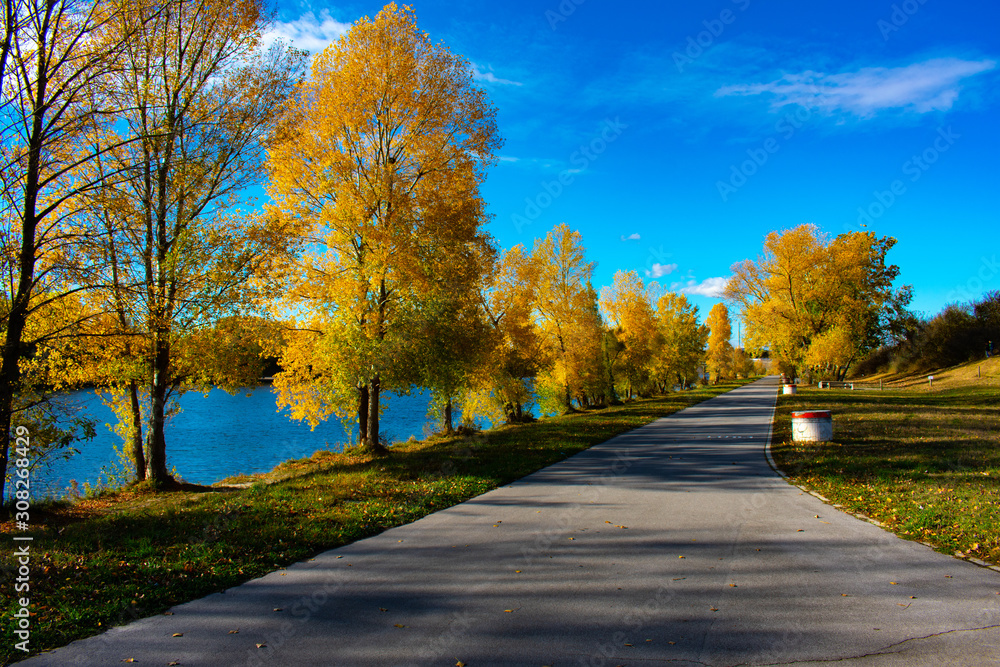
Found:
<box><xmin>674</xmin><ymin>277</ymin><xmax>728</xmax><ymax>297</ymax></box>
<box><xmin>715</xmin><ymin>57</ymin><xmax>996</xmax><ymax>118</ymax></box>
<box><xmin>646</xmin><ymin>262</ymin><xmax>678</xmax><ymax>278</ymax></box>
<box><xmin>621</xmin><ymin>233</ymin><xmax>641</xmax><ymax>241</ymax></box>
<box><xmin>263</xmin><ymin>11</ymin><xmax>351</xmax><ymax>55</ymax></box>
<box><xmin>472</xmin><ymin>64</ymin><xmax>524</xmax><ymax>87</ymax></box>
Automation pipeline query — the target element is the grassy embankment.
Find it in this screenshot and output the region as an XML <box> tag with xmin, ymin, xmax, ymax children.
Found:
<box><xmin>771</xmin><ymin>357</ymin><xmax>1000</xmax><ymax>566</ymax></box>
<box><xmin>1</xmin><ymin>381</ymin><xmax>749</xmax><ymax>662</ymax></box>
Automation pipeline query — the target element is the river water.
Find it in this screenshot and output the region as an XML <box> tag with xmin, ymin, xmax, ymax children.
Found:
<box><xmin>25</xmin><ymin>386</ymin><xmax>450</xmax><ymax>500</ymax></box>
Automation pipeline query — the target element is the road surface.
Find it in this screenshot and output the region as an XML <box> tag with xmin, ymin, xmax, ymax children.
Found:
<box><xmin>23</xmin><ymin>377</ymin><xmax>1000</xmax><ymax>666</ymax></box>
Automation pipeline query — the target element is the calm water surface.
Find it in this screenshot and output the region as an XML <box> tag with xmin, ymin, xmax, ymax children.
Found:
<box><xmin>30</xmin><ymin>386</ymin><xmax>445</xmax><ymax>499</ymax></box>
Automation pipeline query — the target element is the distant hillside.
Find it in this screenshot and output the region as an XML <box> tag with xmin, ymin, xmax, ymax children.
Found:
<box><xmin>853</xmin><ymin>356</ymin><xmax>1000</xmax><ymax>392</ymax></box>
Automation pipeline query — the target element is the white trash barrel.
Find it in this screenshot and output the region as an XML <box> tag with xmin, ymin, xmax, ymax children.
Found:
<box><xmin>792</xmin><ymin>410</ymin><xmax>833</xmax><ymax>442</ymax></box>
<box><xmin>783</xmin><ymin>384</ymin><xmax>797</xmax><ymax>395</ymax></box>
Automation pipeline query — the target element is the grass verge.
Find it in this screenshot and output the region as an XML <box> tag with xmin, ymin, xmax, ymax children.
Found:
<box><xmin>1</xmin><ymin>381</ymin><xmax>748</xmax><ymax>662</ymax></box>
<box><xmin>771</xmin><ymin>382</ymin><xmax>1000</xmax><ymax>568</ymax></box>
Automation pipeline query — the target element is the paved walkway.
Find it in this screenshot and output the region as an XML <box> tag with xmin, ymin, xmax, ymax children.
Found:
<box><xmin>25</xmin><ymin>378</ymin><xmax>1000</xmax><ymax>666</ymax></box>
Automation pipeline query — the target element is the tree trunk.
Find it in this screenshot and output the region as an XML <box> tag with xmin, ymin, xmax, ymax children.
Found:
<box><xmin>128</xmin><ymin>381</ymin><xmax>146</xmax><ymax>482</ymax></box>
<box><xmin>0</xmin><ymin>296</ymin><xmax>29</xmax><ymax>502</ymax></box>
<box><xmin>357</xmin><ymin>382</ymin><xmax>369</xmax><ymax>446</ymax></box>
<box><xmin>145</xmin><ymin>335</ymin><xmax>172</xmax><ymax>484</ymax></box>
<box><xmin>366</xmin><ymin>374</ymin><xmax>387</xmax><ymax>454</ymax></box>
<box><xmin>443</xmin><ymin>397</ymin><xmax>453</xmax><ymax>434</ymax></box>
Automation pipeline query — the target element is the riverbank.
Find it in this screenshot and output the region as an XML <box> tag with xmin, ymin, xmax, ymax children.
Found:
<box><xmin>770</xmin><ymin>363</ymin><xmax>1000</xmax><ymax>568</ymax></box>
<box><xmin>1</xmin><ymin>382</ymin><xmax>749</xmax><ymax>662</ymax></box>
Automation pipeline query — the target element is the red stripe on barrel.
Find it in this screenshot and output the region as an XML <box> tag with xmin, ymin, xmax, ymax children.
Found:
<box><xmin>792</xmin><ymin>411</ymin><xmax>831</xmax><ymax>419</ymax></box>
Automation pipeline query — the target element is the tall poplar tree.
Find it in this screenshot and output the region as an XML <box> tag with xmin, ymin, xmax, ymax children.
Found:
<box><xmin>78</xmin><ymin>0</ymin><xmax>304</xmax><ymax>484</ymax></box>
<box><xmin>268</xmin><ymin>3</ymin><xmax>501</xmax><ymax>452</ymax></box>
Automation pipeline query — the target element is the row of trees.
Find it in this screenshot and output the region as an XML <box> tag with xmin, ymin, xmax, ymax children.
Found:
<box><xmin>0</xmin><ymin>1</ymin><xmax>731</xmax><ymax>501</ymax></box>
<box><xmin>273</xmin><ymin>218</ymin><xmax>717</xmax><ymax>450</ymax></box>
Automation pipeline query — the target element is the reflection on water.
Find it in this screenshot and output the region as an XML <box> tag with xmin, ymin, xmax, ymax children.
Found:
<box><xmin>28</xmin><ymin>386</ymin><xmax>444</xmax><ymax>499</ymax></box>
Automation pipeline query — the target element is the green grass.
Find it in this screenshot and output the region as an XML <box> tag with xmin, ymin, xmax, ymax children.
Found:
<box><xmin>1</xmin><ymin>381</ymin><xmax>748</xmax><ymax>662</ymax></box>
<box><xmin>771</xmin><ymin>384</ymin><xmax>1000</xmax><ymax>566</ymax></box>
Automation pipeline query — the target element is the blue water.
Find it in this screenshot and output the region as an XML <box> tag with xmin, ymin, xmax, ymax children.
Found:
<box><xmin>27</xmin><ymin>386</ymin><xmax>447</xmax><ymax>499</ymax></box>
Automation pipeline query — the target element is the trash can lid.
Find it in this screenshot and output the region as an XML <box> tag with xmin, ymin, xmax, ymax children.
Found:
<box><xmin>792</xmin><ymin>410</ymin><xmax>832</xmax><ymax>419</ymax></box>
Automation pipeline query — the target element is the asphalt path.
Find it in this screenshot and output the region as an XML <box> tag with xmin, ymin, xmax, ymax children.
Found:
<box><xmin>23</xmin><ymin>377</ymin><xmax>1000</xmax><ymax>666</ymax></box>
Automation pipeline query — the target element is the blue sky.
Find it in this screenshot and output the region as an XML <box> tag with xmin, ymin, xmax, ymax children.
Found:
<box><xmin>267</xmin><ymin>0</ymin><xmax>999</xmax><ymax>329</ymax></box>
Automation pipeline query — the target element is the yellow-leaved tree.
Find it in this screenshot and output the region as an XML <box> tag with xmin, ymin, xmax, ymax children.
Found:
<box><xmin>653</xmin><ymin>291</ymin><xmax>708</xmax><ymax>389</ymax></box>
<box><xmin>532</xmin><ymin>223</ymin><xmax>607</xmax><ymax>412</ymax></box>
<box><xmin>76</xmin><ymin>0</ymin><xmax>304</xmax><ymax>484</ymax></box>
<box><xmin>0</xmin><ymin>0</ymin><xmax>151</xmax><ymax>498</ymax></box>
<box><xmin>267</xmin><ymin>3</ymin><xmax>501</xmax><ymax>453</ymax></box>
<box><xmin>725</xmin><ymin>224</ymin><xmax>911</xmax><ymax>380</ymax></box>
<box><xmin>706</xmin><ymin>302</ymin><xmax>734</xmax><ymax>383</ymax></box>
<box><xmin>465</xmin><ymin>245</ymin><xmax>546</xmax><ymax>425</ymax></box>
<box><xmin>600</xmin><ymin>270</ymin><xmax>660</xmax><ymax>399</ymax></box>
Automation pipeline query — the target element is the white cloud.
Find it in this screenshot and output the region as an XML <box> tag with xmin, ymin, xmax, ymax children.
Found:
<box><xmin>472</xmin><ymin>64</ymin><xmax>523</xmax><ymax>87</ymax></box>
<box><xmin>262</xmin><ymin>11</ymin><xmax>351</xmax><ymax>55</ymax></box>
<box><xmin>621</xmin><ymin>233</ymin><xmax>641</xmax><ymax>241</ymax></box>
<box><xmin>715</xmin><ymin>57</ymin><xmax>996</xmax><ymax>118</ymax></box>
<box><xmin>645</xmin><ymin>262</ymin><xmax>678</xmax><ymax>278</ymax></box>
<box><xmin>676</xmin><ymin>277</ymin><xmax>728</xmax><ymax>297</ymax></box>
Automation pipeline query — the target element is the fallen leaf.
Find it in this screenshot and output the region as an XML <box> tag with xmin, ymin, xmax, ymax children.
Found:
<box><xmin>163</xmin><ymin>612</ymin><xmax>174</xmax><ymax>616</ymax></box>
<box><xmin>624</xmin><ymin>643</ymin><xmax>633</xmax><ymax>647</ymax></box>
<box><xmin>729</xmin><ymin>583</ymin><xmax>737</xmax><ymax>587</ymax></box>
<box><xmin>168</xmin><ymin>662</ymin><xmax>181</xmax><ymax>666</ymax></box>
<box><xmin>379</xmin><ymin>608</ymin><xmax>388</xmax><ymax>612</ymax></box>
<box><xmin>796</xmin><ymin>529</ymin><xmax>804</xmax><ymax>532</ymax></box>
<box><xmin>172</xmin><ymin>633</ymin><xmax>183</xmax><ymax>637</ymax></box>
<box><xmin>569</xmin><ymin>537</ymin><xmax>575</xmax><ymax>540</ymax></box>
<box><xmin>668</xmin><ymin>641</ymin><xmax>676</xmax><ymax>645</ymax></box>
<box><xmin>842</xmin><ymin>594</ymin><xmax>849</xmax><ymax>597</ymax></box>
<box><xmin>909</xmin><ymin>596</ymin><xmax>917</xmax><ymax>599</ymax></box>
<box><xmin>256</xmin><ymin>643</ymin><xmax>267</xmax><ymax>649</ymax></box>
<box><xmin>456</xmin><ymin>662</ymin><xmax>465</xmax><ymax>667</ymax></box>
<box><xmin>514</xmin><ymin>570</ymin><xmax>521</xmax><ymax>573</ymax></box>
<box><xmin>273</xmin><ymin>608</ymin><xmax>282</xmax><ymax>612</ymax></box>
<box><xmin>710</xmin><ymin>607</ymin><xmax>719</xmax><ymax>612</ymax></box>
<box><xmin>394</xmin><ymin>624</ymin><xmax>405</xmax><ymax>628</ymax></box>
<box><xmin>678</xmin><ymin>555</ymin><xmax>685</xmax><ymax>559</ymax></box>
<box><xmin>228</xmin><ymin>630</ymin><xmax>239</xmax><ymax>634</ymax></box>
<box><xmin>890</xmin><ymin>582</ymin><xmax>898</xmax><ymax>585</ymax></box>
<box><xmin>122</xmin><ymin>660</ymin><xmax>135</xmax><ymax>664</ymax></box>
<box><xmin>504</xmin><ymin>609</ymin><xmax>514</xmax><ymax>613</ymax></box>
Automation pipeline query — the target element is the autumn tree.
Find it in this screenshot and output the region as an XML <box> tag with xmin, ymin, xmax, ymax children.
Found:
<box><xmin>465</xmin><ymin>245</ymin><xmax>545</xmax><ymax>425</ymax></box>
<box><xmin>0</xmin><ymin>0</ymin><xmax>145</xmax><ymax>499</ymax></box>
<box><xmin>267</xmin><ymin>3</ymin><xmax>501</xmax><ymax>452</ymax></box>
<box><xmin>77</xmin><ymin>0</ymin><xmax>304</xmax><ymax>484</ymax></box>
<box><xmin>531</xmin><ymin>223</ymin><xmax>607</xmax><ymax>412</ymax></box>
<box><xmin>725</xmin><ymin>224</ymin><xmax>911</xmax><ymax>380</ymax></box>
<box><xmin>706</xmin><ymin>303</ymin><xmax>733</xmax><ymax>383</ymax></box>
<box><xmin>600</xmin><ymin>270</ymin><xmax>659</xmax><ymax>399</ymax></box>
<box><xmin>653</xmin><ymin>291</ymin><xmax>707</xmax><ymax>389</ymax></box>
